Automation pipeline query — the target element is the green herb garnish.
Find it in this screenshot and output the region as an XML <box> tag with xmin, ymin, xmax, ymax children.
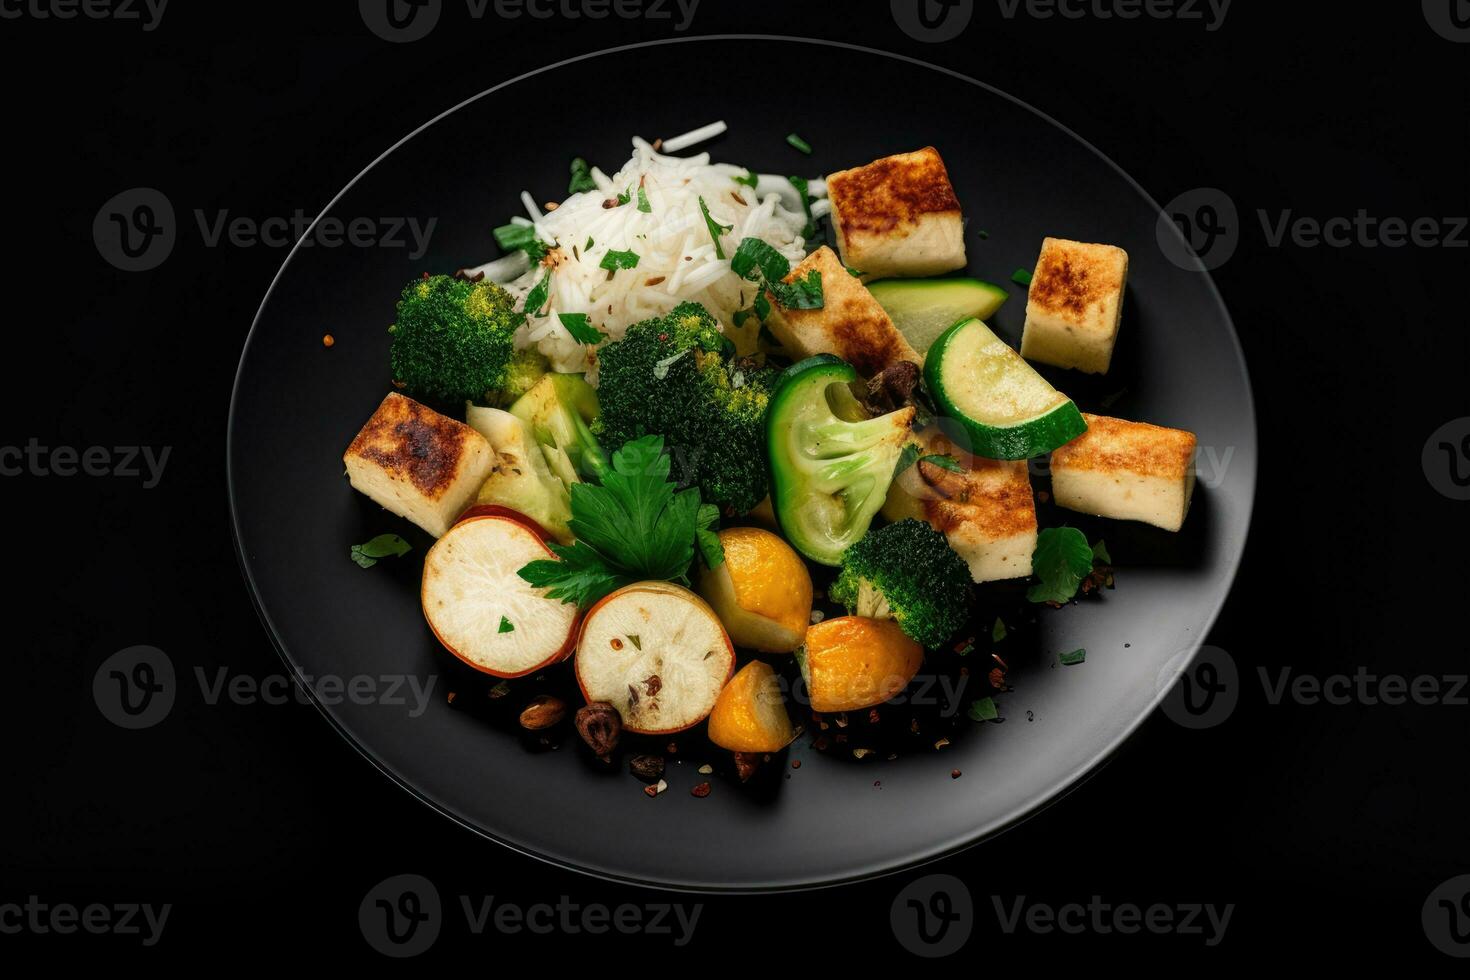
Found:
<box><xmin>498</xmin><ymin>616</ymin><xmax>515</xmax><ymax>634</ymax></box>
<box><xmin>1011</xmin><ymin>268</ymin><xmax>1033</xmax><ymax>287</ymax></box>
<box><xmin>766</xmin><ymin>268</ymin><xmax>824</xmax><ymax>310</ymax></box>
<box><xmin>568</xmin><ymin>157</ymin><xmax>597</xmax><ymax>195</ymax></box>
<box><xmin>992</xmin><ymin>618</ymin><xmax>1008</xmax><ymax>643</ymax></box>
<box><xmin>517</xmin><ymin>435</ymin><xmax>706</xmax><ymax>608</ymax></box>
<box><xmin>616</xmin><ymin>187</ymin><xmax>632</xmax><ymax>206</ymax></box>
<box><xmin>921</xmin><ymin>453</ymin><xmax>965</xmax><ymax>473</ymax></box>
<box><xmin>788</xmin><ymin>175</ymin><xmax>817</xmax><ymax>242</ymax></box>
<box><xmin>1091</xmin><ymin>540</ymin><xmax>1112</xmax><ymax>565</ymax></box>
<box><xmin>600</xmin><ymin>249</ymin><xmax>641</xmax><ymax>272</ymax></box>
<box><xmin>637</xmin><ymin>185</ymin><xmax>652</xmax><ymax>214</ymax></box>
<box><xmin>786</xmin><ymin>133</ymin><xmax>813</xmax><ymax>155</ymax></box>
<box><xmin>893</xmin><ymin>442</ymin><xmax>922</xmax><ymax>479</ymax></box>
<box><xmin>968</xmin><ymin>697</ymin><xmax>999</xmax><ymax>722</ymax></box>
<box><xmin>350</xmin><ymin>534</ymin><xmax>411</xmax><ymax>569</ymax></box>
<box><xmin>1026</xmin><ymin>527</ymin><xmax>1095</xmax><ymax>604</ymax></box>
<box><xmin>627</xmin><ymin>634</ymin><xmax>642</xmax><ymax>650</ymax></box>
<box><xmin>559</xmin><ymin>313</ymin><xmax>607</xmax><ymax>345</ymax></box>
<box><xmin>733</xmin><ymin>171</ymin><xmax>760</xmax><ymax>190</ymax></box>
<box><xmin>731</xmin><ymin>237</ymin><xmax>791</xmax><ymax>282</ymax></box>
<box><xmin>696</xmin><ymin>502</ymin><xmax>725</xmax><ymax>569</ymax></box>
<box><xmin>523</xmin><ymin>270</ymin><xmax>553</xmax><ymax>318</ymax></box>
<box><xmin>1060</xmin><ymin>648</ymin><xmax>1087</xmax><ymax>666</ymax></box>
<box><xmin>698</xmin><ymin>196</ymin><xmax>732</xmax><ymax>260</ymax></box>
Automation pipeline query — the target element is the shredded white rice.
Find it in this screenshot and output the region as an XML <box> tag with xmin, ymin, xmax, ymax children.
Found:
<box><xmin>493</xmin><ymin>125</ymin><xmax>825</xmax><ymax>373</ymax></box>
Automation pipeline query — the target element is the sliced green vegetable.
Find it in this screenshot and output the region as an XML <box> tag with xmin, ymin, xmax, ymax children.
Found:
<box><xmin>867</xmin><ymin>278</ymin><xmax>1009</xmax><ymax>356</ymax></box>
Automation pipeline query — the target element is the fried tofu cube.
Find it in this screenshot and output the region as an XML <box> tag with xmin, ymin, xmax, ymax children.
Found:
<box><xmin>343</xmin><ymin>392</ymin><xmax>492</xmax><ymax>538</ymax></box>
<box><xmin>1050</xmin><ymin>414</ymin><xmax>1197</xmax><ymax>532</ymax></box>
<box><xmin>883</xmin><ymin>431</ymin><xmax>1037</xmax><ymax>583</ymax></box>
<box><xmin>1020</xmin><ymin>237</ymin><xmax>1129</xmax><ymax>375</ymax></box>
<box><xmin>764</xmin><ymin>245</ymin><xmax>920</xmax><ymax>377</ymax></box>
<box><xmin>826</xmin><ymin>147</ymin><xmax>967</xmax><ymax>280</ymax></box>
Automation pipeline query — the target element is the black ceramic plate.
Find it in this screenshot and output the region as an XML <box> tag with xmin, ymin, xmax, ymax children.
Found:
<box><xmin>228</xmin><ymin>37</ymin><xmax>1256</xmax><ymax>891</ymax></box>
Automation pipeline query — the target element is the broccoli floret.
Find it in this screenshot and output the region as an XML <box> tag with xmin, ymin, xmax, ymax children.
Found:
<box><xmin>389</xmin><ymin>275</ymin><xmax>519</xmax><ymax>403</ymax></box>
<box><xmin>830</xmin><ymin>519</ymin><xmax>974</xmax><ymax>649</ymax></box>
<box><xmin>492</xmin><ymin>347</ymin><xmax>550</xmax><ymax>407</ymax></box>
<box><xmin>594</xmin><ymin>302</ymin><xmax>776</xmax><ymax>514</ymax></box>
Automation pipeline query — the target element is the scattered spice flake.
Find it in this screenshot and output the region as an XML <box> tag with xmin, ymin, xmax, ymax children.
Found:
<box><xmin>322</xmin><ymin>334</ymin><xmax>335</xmax><ymax>348</ymax></box>
<box><xmin>951</xmin><ymin>769</ymin><xmax>962</xmax><ymax>779</ymax></box>
<box><xmin>791</xmin><ymin>759</ymin><xmax>801</xmax><ymax>769</ymax></box>
<box><xmin>909</xmin><ymin>718</ymin><xmax>920</xmax><ymax>734</ymax></box>
<box><xmin>627</xmin><ymin>634</ymin><xmax>641</xmax><ymax>650</ymax></box>
<box><xmin>934</xmin><ymin>737</ymin><xmax>950</xmax><ymax>750</ymax></box>
<box><xmin>690</xmin><ymin>782</ymin><xmax>711</xmax><ymax>798</ymax></box>
<box><xmin>835</xmin><ymin>714</ymin><xmax>849</xmax><ymax>729</ymax></box>
<box><xmin>1037</xmin><ymin>490</ymin><xmax>1051</xmax><ymax>504</ymax></box>
<box><xmin>666</xmin><ymin>742</ymin><xmax>678</xmax><ymax>754</ymax></box>
<box><xmin>1060</xmin><ymin>648</ymin><xmax>1087</xmax><ymax>666</ymax></box>
<box><xmin>643</xmin><ymin>784</ymin><xmax>658</xmax><ymax>798</ymax></box>
<box><xmin>988</xmin><ymin>667</ymin><xmax>1007</xmax><ymax>689</ymax></box>
<box><xmin>446</xmin><ymin>691</ymin><xmax>457</xmax><ymax>705</ymax></box>
<box><xmin>813</xmin><ymin>735</ymin><xmax>830</xmax><ymax>751</ymax></box>
<box><xmin>488</xmin><ymin>681</ymin><xmax>510</xmax><ymax>700</ymax></box>
<box><xmin>852</xmin><ymin>748</ymin><xmax>873</xmax><ymax>760</ymax></box>
<box><xmin>697</xmin><ymin>764</ymin><xmax>712</xmax><ymax>775</ymax></box>
<box><xmin>544</xmin><ymin>201</ymin><xmax>559</xmax><ymax>211</ymax></box>
<box><xmin>874</xmin><ymin>780</ymin><xmax>882</xmax><ymax>788</ymax></box>
<box><xmin>868</xmin><ymin>708</ymin><xmax>881</xmax><ymax>724</ymax></box>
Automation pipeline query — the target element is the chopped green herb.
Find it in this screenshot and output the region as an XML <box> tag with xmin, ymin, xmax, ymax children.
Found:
<box><xmin>753</xmin><ymin>292</ymin><xmax>772</xmax><ymax>321</ymax></box>
<box><xmin>893</xmin><ymin>442</ymin><xmax>921</xmax><ymax>479</ymax></box>
<box><xmin>523</xmin><ymin>270</ymin><xmax>553</xmax><ymax>318</ymax></box>
<box><xmin>978</xmin><ymin>229</ymin><xmax>990</xmax><ymax>240</ymax></box>
<box><xmin>585</xmin><ymin>236</ymin><xmax>595</xmax><ymax>252</ymax></box>
<box><xmin>1060</xmin><ymin>648</ymin><xmax>1087</xmax><ymax>666</ymax></box>
<box><xmin>350</xmin><ymin>534</ymin><xmax>412</xmax><ymax>569</ymax></box>
<box><xmin>921</xmin><ymin>453</ymin><xmax>965</xmax><ymax>473</ymax></box>
<box><xmin>637</xmin><ymin>185</ymin><xmax>652</xmax><ymax>213</ymax></box>
<box><xmin>968</xmin><ymin>697</ymin><xmax>999</xmax><ymax>722</ymax></box>
<box><xmin>517</xmin><ymin>436</ymin><xmax>705</xmax><ymax>608</ymax></box>
<box><xmin>696</xmin><ymin>502</ymin><xmax>725</xmax><ymax>569</ymax></box>
<box><xmin>559</xmin><ymin>313</ymin><xmax>607</xmax><ymax>345</ymax></box>
<box><xmin>786</xmin><ymin>133</ymin><xmax>813</xmax><ymax>155</ymax></box>
<box><xmin>568</xmin><ymin>157</ymin><xmax>597</xmax><ymax>195</ymax></box>
<box><xmin>731</xmin><ymin>237</ymin><xmax>791</xmax><ymax>283</ymax></box>
<box><xmin>498</xmin><ymin>616</ymin><xmax>515</xmax><ymax>634</ymax></box>
<box><xmin>627</xmin><ymin>634</ymin><xmax>642</xmax><ymax>650</ymax></box>
<box><xmin>1026</xmin><ymin>527</ymin><xmax>1095</xmax><ymax>604</ymax></box>
<box><xmin>1091</xmin><ymin>540</ymin><xmax>1112</xmax><ymax>565</ymax></box>
<box><xmin>992</xmin><ymin>618</ymin><xmax>1008</xmax><ymax>643</ymax></box>
<box><xmin>788</xmin><ymin>175</ymin><xmax>817</xmax><ymax>242</ymax></box>
<box><xmin>1011</xmin><ymin>268</ymin><xmax>1033</xmax><ymax>287</ymax></box>
<box><xmin>733</xmin><ymin>171</ymin><xmax>760</xmax><ymax>190</ymax></box>
<box><xmin>698</xmin><ymin>196</ymin><xmax>732</xmax><ymax>260</ymax></box>
<box><xmin>600</xmin><ymin>249</ymin><xmax>641</xmax><ymax>272</ymax></box>
<box><xmin>767</xmin><ymin>268</ymin><xmax>824</xmax><ymax>310</ymax></box>
<box><xmin>846</xmin><ymin>266</ymin><xmax>865</xmax><ymax>278</ymax></box>
<box><xmin>616</xmin><ymin>187</ymin><xmax>632</xmax><ymax>206</ymax></box>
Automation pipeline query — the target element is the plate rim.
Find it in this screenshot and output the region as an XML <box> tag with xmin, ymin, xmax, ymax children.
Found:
<box><xmin>226</xmin><ymin>34</ymin><xmax>1258</xmax><ymax>894</ymax></box>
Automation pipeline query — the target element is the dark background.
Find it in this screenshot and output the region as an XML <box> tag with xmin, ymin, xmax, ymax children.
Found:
<box><xmin>5</xmin><ymin>0</ymin><xmax>1467</xmax><ymax>965</ymax></box>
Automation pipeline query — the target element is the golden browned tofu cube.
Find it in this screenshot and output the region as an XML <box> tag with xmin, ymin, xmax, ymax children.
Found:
<box><xmin>1020</xmin><ymin>237</ymin><xmax>1129</xmax><ymax>375</ymax></box>
<box><xmin>764</xmin><ymin>246</ymin><xmax>920</xmax><ymax>377</ymax></box>
<box><xmin>1050</xmin><ymin>414</ymin><xmax>1197</xmax><ymax>531</ymax></box>
<box><xmin>343</xmin><ymin>392</ymin><xmax>492</xmax><ymax>538</ymax></box>
<box><xmin>826</xmin><ymin>147</ymin><xmax>967</xmax><ymax>280</ymax></box>
<box><xmin>883</xmin><ymin>430</ymin><xmax>1038</xmax><ymax>583</ymax></box>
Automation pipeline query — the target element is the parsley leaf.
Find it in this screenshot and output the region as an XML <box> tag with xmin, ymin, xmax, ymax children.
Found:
<box><xmin>600</xmin><ymin>249</ymin><xmax>640</xmax><ymax>272</ymax></box>
<box><xmin>1011</xmin><ymin>268</ymin><xmax>1033</xmax><ymax>287</ymax></box>
<box><xmin>522</xmin><ymin>270</ymin><xmax>553</xmax><ymax>318</ymax></box>
<box><xmin>731</xmin><ymin>237</ymin><xmax>791</xmax><ymax>283</ymax></box>
<box><xmin>498</xmin><ymin>616</ymin><xmax>515</xmax><ymax>634</ymax></box>
<box><xmin>786</xmin><ymin>133</ymin><xmax>813</xmax><ymax>154</ymax></box>
<box><xmin>893</xmin><ymin>442</ymin><xmax>921</xmax><ymax>479</ymax></box>
<box><xmin>637</xmin><ymin>185</ymin><xmax>652</xmax><ymax>213</ymax></box>
<box><xmin>568</xmin><ymin>157</ymin><xmax>597</xmax><ymax>195</ymax></box>
<box><xmin>1060</xmin><ymin>648</ymin><xmax>1087</xmax><ymax>666</ymax></box>
<box><xmin>350</xmin><ymin>534</ymin><xmax>411</xmax><ymax>569</ymax></box>
<box><xmin>696</xmin><ymin>503</ymin><xmax>725</xmax><ymax>569</ymax></box>
<box><xmin>698</xmin><ymin>196</ymin><xmax>732</xmax><ymax>260</ymax></box>
<box><xmin>616</xmin><ymin>187</ymin><xmax>632</xmax><ymax>206</ymax></box>
<box><xmin>968</xmin><ymin>697</ymin><xmax>999</xmax><ymax>722</ymax></box>
<box><xmin>516</xmin><ymin>436</ymin><xmax>705</xmax><ymax>608</ymax></box>
<box><xmin>559</xmin><ymin>313</ymin><xmax>607</xmax><ymax>345</ymax></box>
<box><xmin>767</xmin><ymin>268</ymin><xmax>824</xmax><ymax>310</ymax></box>
<box><xmin>1026</xmin><ymin>527</ymin><xmax>1095</xmax><ymax>604</ymax></box>
<box><xmin>921</xmin><ymin>453</ymin><xmax>965</xmax><ymax>473</ymax></box>
<box><xmin>992</xmin><ymin>618</ymin><xmax>1008</xmax><ymax>643</ymax></box>
<box><xmin>733</xmin><ymin>171</ymin><xmax>760</xmax><ymax>190</ymax></box>
<box><xmin>788</xmin><ymin>175</ymin><xmax>817</xmax><ymax>243</ymax></box>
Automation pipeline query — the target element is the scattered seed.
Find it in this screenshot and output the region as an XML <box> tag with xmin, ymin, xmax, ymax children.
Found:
<box><xmin>934</xmin><ymin>737</ymin><xmax>951</xmax><ymax>750</ymax></box>
<box><xmin>322</xmin><ymin>334</ymin><xmax>335</xmax><ymax>348</ymax></box>
<box><xmin>545</xmin><ymin>201</ymin><xmax>559</xmax><ymax>211</ymax></box>
<box><xmin>951</xmin><ymin>769</ymin><xmax>962</xmax><ymax>779</ymax></box>
<box><xmin>690</xmin><ymin>782</ymin><xmax>711</xmax><ymax>798</ymax></box>
<box><xmin>697</xmin><ymin>764</ymin><xmax>712</xmax><ymax>775</ymax></box>
<box><xmin>852</xmin><ymin>748</ymin><xmax>872</xmax><ymax>760</ymax></box>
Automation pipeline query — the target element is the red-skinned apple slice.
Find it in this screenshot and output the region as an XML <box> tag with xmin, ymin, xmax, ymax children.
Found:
<box><xmin>575</xmin><ymin>583</ymin><xmax>735</xmax><ymax>735</ymax></box>
<box><xmin>421</xmin><ymin>514</ymin><xmax>579</xmax><ymax>678</ymax></box>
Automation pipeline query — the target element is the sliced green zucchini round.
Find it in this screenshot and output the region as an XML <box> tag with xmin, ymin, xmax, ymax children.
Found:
<box><xmin>868</xmin><ymin>278</ymin><xmax>1009</xmax><ymax>356</ymax></box>
<box><xmin>924</xmin><ymin>318</ymin><xmax>1086</xmax><ymax>460</ymax></box>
